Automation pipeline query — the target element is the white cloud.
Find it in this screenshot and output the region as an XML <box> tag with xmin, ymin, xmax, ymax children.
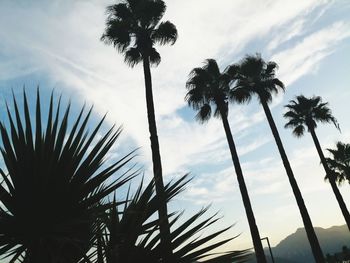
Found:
<box><xmin>267</xmin><ymin>19</ymin><xmax>306</xmax><ymax>51</ymax></box>
<box><xmin>272</xmin><ymin>21</ymin><xmax>350</xmax><ymax>86</ymax></box>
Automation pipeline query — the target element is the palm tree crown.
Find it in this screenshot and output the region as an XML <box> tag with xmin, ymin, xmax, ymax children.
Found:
<box><xmin>284</xmin><ymin>95</ymin><xmax>340</xmax><ymax>137</ymax></box>
<box><xmin>185</xmin><ymin>59</ymin><xmax>233</xmax><ymax>121</ymax></box>
<box><xmin>230</xmin><ymin>53</ymin><xmax>284</xmax><ymax>104</ymax></box>
<box><xmin>326</xmin><ymin>142</ymin><xmax>350</xmax><ymax>184</ymax></box>
<box><xmin>101</xmin><ymin>0</ymin><xmax>177</xmax><ymax>67</ymax></box>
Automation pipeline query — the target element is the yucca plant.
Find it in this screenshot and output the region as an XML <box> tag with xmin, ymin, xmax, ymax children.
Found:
<box><xmin>0</xmin><ymin>90</ymin><xmax>136</xmax><ymax>263</ymax></box>
<box><xmin>93</xmin><ymin>174</ymin><xmax>250</xmax><ymax>263</ymax></box>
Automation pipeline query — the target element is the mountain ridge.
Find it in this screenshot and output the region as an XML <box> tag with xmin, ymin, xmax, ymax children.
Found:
<box><xmin>248</xmin><ymin>224</ymin><xmax>350</xmax><ymax>262</ymax></box>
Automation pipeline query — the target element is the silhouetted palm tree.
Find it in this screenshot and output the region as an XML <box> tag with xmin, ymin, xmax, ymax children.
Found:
<box><xmin>231</xmin><ymin>54</ymin><xmax>325</xmax><ymax>262</ymax></box>
<box><xmin>284</xmin><ymin>95</ymin><xmax>350</xmax><ymax>231</ymax></box>
<box><xmin>185</xmin><ymin>59</ymin><xmax>266</xmax><ymax>263</ymax></box>
<box><xmin>326</xmin><ymin>142</ymin><xmax>350</xmax><ymax>184</ymax></box>
<box><xmin>0</xmin><ymin>91</ymin><xmax>135</xmax><ymax>263</ymax></box>
<box><xmin>101</xmin><ymin>0</ymin><xmax>178</xmax><ymax>258</ymax></box>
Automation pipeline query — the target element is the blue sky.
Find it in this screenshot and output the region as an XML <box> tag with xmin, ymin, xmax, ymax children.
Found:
<box><xmin>0</xmin><ymin>0</ymin><xmax>350</xmax><ymax>252</ymax></box>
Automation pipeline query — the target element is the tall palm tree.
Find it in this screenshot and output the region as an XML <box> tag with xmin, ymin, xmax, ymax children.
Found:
<box><xmin>284</xmin><ymin>95</ymin><xmax>350</xmax><ymax>230</ymax></box>
<box><xmin>0</xmin><ymin>90</ymin><xmax>135</xmax><ymax>263</ymax></box>
<box><xmin>326</xmin><ymin>142</ymin><xmax>350</xmax><ymax>185</ymax></box>
<box><xmin>231</xmin><ymin>54</ymin><xmax>325</xmax><ymax>262</ymax></box>
<box><xmin>185</xmin><ymin>59</ymin><xmax>267</xmax><ymax>263</ymax></box>
<box><xmin>101</xmin><ymin>0</ymin><xmax>178</xmax><ymax>258</ymax></box>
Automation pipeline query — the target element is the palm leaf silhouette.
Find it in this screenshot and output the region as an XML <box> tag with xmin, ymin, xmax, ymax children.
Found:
<box><xmin>93</xmin><ymin>175</ymin><xmax>250</xmax><ymax>263</ymax></box>
<box><xmin>0</xmin><ymin>90</ymin><xmax>136</xmax><ymax>263</ymax></box>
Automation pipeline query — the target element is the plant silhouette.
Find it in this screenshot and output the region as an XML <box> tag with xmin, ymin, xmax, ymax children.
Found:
<box><xmin>326</xmin><ymin>142</ymin><xmax>350</xmax><ymax>185</ymax></box>
<box><xmin>0</xmin><ymin>90</ymin><xmax>135</xmax><ymax>263</ymax></box>
<box><xmin>100</xmin><ymin>0</ymin><xmax>178</xmax><ymax>259</ymax></box>
<box><xmin>93</xmin><ymin>175</ymin><xmax>251</xmax><ymax>263</ymax></box>
<box><xmin>231</xmin><ymin>54</ymin><xmax>325</xmax><ymax>262</ymax></box>
<box><xmin>185</xmin><ymin>59</ymin><xmax>266</xmax><ymax>263</ymax></box>
<box><xmin>284</xmin><ymin>95</ymin><xmax>350</xmax><ymax>231</ymax></box>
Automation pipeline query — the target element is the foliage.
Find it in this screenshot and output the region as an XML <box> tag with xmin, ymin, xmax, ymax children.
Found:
<box><xmin>284</xmin><ymin>95</ymin><xmax>340</xmax><ymax>137</ymax></box>
<box><xmin>101</xmin><ymin>0</ymin><xmax>178</xmax><ymax>67</ymax></box>
<box><xmin>0</xmin><ymin>90</ymin><xmax>249</xmax><ymax>263</ymax></box>
<box><xmin>230</xmin><ymin>53</ymin><xmax>284</xmax><ymax>104</ymax></box>
<box><xmin>326</xmin><ymin>142</ymin><xmax>350</xmax><ymax>185</ymax></box>
<box><xmin>185</xmin><ymin>59</ymin><xmax>234</xmax><ymax>122</ymax></box>
<box><xmin>0</xmin><ymin>91</ymin><xmax>135</xmax><ymax>263</ymax></box>
<box><xmin>92</xmin><ymin>175</ymin><xmax>251</xmax><ymax>263</ymax></box>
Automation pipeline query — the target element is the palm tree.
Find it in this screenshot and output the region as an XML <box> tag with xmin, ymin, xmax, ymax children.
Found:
<box><xmin>185</xmin><ymin>59</ymin><xmax>267</xmax><ymax>263</ymax></box>
<box><xmin>231</xmin><ymin>54</ymin><xmax>325</xmax><ymax>262</ymax></box>
<box><xmin>284</xmin><ymin>95</ymin><xmax>350</xmax><ymax>231</ymax></box>
<box><xmin>101</xmin><ymin>0</ymin><xmax>178</xmax><ymax>258</ymax></box>
<box><xmin>326</xmin><ymin>142</ymin><xmax>350</xmax><ymax>184</ymax></box>
<box><xmin>0</xmin><ymin>90</ymin><xmax>135</xmax><ymax>263</ymax></box>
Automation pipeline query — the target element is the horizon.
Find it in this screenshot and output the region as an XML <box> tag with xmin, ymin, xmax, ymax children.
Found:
<box><xmin>0</xmin><ymin>0</ymin><xmax>350</xmax><ymax>254</ymax></box>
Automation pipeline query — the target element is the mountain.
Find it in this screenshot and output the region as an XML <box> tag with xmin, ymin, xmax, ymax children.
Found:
<box><xmin>274</xmin><ymin>224</ymin><xmax>350</xmax><ymax>262</ymax></box>
<box><xmin>247</xmin><ymin>224</ymin><xmax>350</xmax><ymax>263</ymax></box>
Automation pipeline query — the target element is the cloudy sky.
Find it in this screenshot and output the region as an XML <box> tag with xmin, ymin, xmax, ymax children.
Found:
<box><xmin>0</xmin><ymin>0</ymin><xmax>350</xmax><ymax>252</ymax></box>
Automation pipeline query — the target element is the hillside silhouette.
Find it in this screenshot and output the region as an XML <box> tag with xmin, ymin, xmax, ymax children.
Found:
<box><xmin>248</xmin><ymin>224</ymin><xmax>350</xmax><ymax>262</ymax></box>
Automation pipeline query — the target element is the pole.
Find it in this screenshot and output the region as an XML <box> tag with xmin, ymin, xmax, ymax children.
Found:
<box><xmin>261</xmin><ymin>237</ymin><xmax>275</xmax><ymax>263</ymax></box>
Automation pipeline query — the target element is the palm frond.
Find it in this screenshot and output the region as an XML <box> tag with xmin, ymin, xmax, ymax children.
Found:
<box><xmin>203</xmin><ymin>59</ymin><xmax>221</xmax><ymax>78</ymax></box>
<box><xmin>124</xmin><ymin>47</ymin><xmax>143</xmax><ymax>67</ymax></box>
<box><xmin>195</xmin><ymin>104</ymin><xmax>212</xmax><ymax>123</ymax></box>
<box><xmin>105</xmin><ymin>3</ymin><xmax>132</xmax><ymax>22</ymax></box>
<box><xmin>101</xmin><ymin>20</ymin><xmax>131</xmax><ymax>53</ymax></box>
<box><xmin>326</xmin><ymin>141</ymin><xmax>350</xmax><ymax>185</ymax></box>
<box><xmin>230</xmin><ymin>85</ymin><xmax>253</xmax><ymax>104</ymax></box>
<box><xmin>153</xmin><ymin>21</ymin><xmax>178</xmax><ymax>45</ymax></box>
<box><xmin>131</xmin><ymin>0</ymin><xmax>166</xmax><ymax>27</ymax></box>
<box><xmin>94</xmin><ymin>175</ymin><xmax>251</xmax><ymax>263</ymax></box>
<box><xmin>149</xmin><ymin>47</ymin><xmax>161</xmax><ymax>66</ymax></box>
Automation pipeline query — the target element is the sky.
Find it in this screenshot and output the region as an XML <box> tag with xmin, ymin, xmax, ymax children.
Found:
<box><xmin>0</xmin><ymin>0</ymin><xmax>350</xmax><ymax>253</ymax></box>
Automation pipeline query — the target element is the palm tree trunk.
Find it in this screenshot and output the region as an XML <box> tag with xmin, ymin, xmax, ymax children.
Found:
<box><xmin>142</xmin><ymin>55</ymin><xmax>173</xmax><ymax>261</ymax></box>
<box><xmin>220</xmin><ymin>106</ymin><xmax>267</xmax><ymax>263</ymax></box>
<box><xmin>309</xmin><ymin>127</ymin><xmax>350</xmax><ymax>231</ymax></box>
<box><xmin>261</xmin><ymin>101</ymin><xmax>325</xmax><ymax>263</ymax></box>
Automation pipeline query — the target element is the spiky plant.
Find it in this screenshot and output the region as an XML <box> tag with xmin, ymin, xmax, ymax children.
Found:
<box><xmin>93</xmin><ymin>174</ymin><xmax>250</xmax><ymax>263</ymax></box>
<box><xmin>0</xmin><ymin>90</ymin><xmax>135</xmax><ymax>263</ymax></box>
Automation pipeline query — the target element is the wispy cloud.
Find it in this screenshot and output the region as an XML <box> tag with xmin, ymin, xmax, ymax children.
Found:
<box><xmin>272</xmin><ymin>21</ymin><xmax>350</xmax><ymax>86</ymax></box>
